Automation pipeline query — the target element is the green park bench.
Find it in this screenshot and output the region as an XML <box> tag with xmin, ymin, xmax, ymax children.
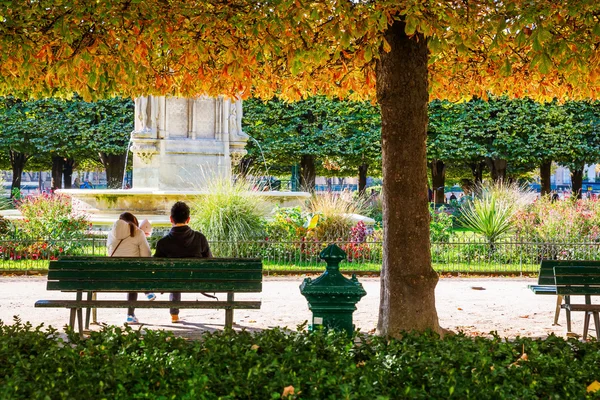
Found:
<box><xmin>35</xmin><ymin>256</ymin><xmax>263</xmax><ymax>336</ymax></box>
<box><xmin>554</xmin><ymin>265</ymin><xmax>600</xmax><ymax>340</ymax></box>
<box><xmin>529</xmin><ymin>260</ymin><xmax>600</xmax><ymax>331</ymax></box>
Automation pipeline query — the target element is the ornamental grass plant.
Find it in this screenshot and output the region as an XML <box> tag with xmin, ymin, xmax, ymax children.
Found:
<box><xmin>0</xmin><ymin>178</ymin><xmax>11</xmax><ymax>210</ymax></box>
<box><xmin>307</xmin><ymin>191</ymin><xmax>365</xmax><ymax>240</ymax></box>
<box><xmin>460</xmin><ymin>180</ymin><xmax>535</xmax><ymax>245</ymax></box>
<box><xmin>189</xmin><ymin>177</ymin><xmax>265</xmax><ymax>256</ymax></box>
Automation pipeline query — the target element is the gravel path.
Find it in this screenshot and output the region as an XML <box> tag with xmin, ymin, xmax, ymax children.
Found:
<box><xmin>0</xmin><ymin>275</ymin><xmax>587</xmax><ymax>339</ymax></box>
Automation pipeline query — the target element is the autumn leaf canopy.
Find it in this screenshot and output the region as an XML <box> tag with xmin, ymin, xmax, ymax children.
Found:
<box><xmin>0</xmin><ymin>0</ymin><xmax>598</xmax><ymax>101</ymax></box>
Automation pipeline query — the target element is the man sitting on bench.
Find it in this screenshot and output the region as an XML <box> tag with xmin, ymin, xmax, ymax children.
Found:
<box><xmin>154</xmin><ymin>201</ymin><xmax>212</xmax><ymax>323</ymax></box>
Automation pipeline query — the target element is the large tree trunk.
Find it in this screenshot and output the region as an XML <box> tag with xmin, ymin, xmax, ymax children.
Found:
<box><xmin>485</xmin><ymin>158</ymin><xmax>507</xmax><ymax>182</ymax></box>
<box><xmin>9</xmin><ymin>150</ymin><xmax>28</xmax><ymax>197</ymax></box>
<box><xmin>51</xmin><ymin>156</ymin><xmax>64</xmax><ymax>190</ymax></box>
<box><xmin>430</xmin><ymin>159</ymin><xmax>446</xmax><ymax>205</ymax></box>
<box><xmin>571</xmin><ymin>166</ymin><xmax>584</xmax><ymax>199</ymax></box>
<box><xmin>99</xmin><ymin>152</ymin><xmax>126</xmax><ymax>189</ymax></box>
<box><xmin>376</xmin><ymin>19</ymin><xmax>441</xmax><ymax>337</ymax></box>
<box><xmin>540</xmin><ymin>160</ymin><xmax>552</xmax><ymax>196</ymax></box>
<box><xmin>358</xmin><ymin>163</ymin><xmax>369</xmax><ymax>195</ymax></box>
<box><xmin>299</xmin><ymin>154</ymin><xmax>316</xmax><ymax>192</ymax></box>
<box><xmin>63</xmin><ymin>158</ymin><xmax>75</xmax><ymax>189</ymax></box>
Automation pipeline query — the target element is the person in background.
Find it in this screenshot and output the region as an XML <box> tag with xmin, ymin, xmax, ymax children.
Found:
<box><xmin>154</xmin><ymin>201</ymin><xmax>212</xmax><ymax>323</ymax></box>
<box><xmin>107</xmin><ymin>212</ymin><xmax>156</xmax><ymax>324</ymax></box>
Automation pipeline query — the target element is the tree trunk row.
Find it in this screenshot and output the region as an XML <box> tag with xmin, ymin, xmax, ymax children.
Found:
<box><xmin>99</xmin><ymin>152</ymin><xmax>127</xmax><ymax>189</ymax></box>
<box><xmin>9</xmin><ymin>150</ymin><xmax>28</xmax><ymax>197</ymax></box>
<box><xmin>300</xmin><ymin>154</ymin><xmax>316</xmax><ymax>191</ymax></box>
<box><xmin>571</xmin><ymin>166</ymin><xmax>584</xmax><ymax>199</ymax></box>
<box><xmin>540</xmin><ymin>161</ymin><xmax>552</xmax><ymax>196</ymax></box>
<box><xmin>430</xmin><ymin>159</ymin><xmax>445</xmax><ymax>204</ymax></box>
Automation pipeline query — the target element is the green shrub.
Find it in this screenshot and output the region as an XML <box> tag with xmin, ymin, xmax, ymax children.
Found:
<box><xmin>430</xmin><ymin>205</ymin><xmax>453</xmax><ymax>242</ymax></box>
<box><xmin>515</xmin><ymin>196</ymin><xmax>600</xmax><ymax>243</ymax></box>
<box><xmin>12</xmin><ymin>193</ymin><xmax>90</xmax><ymax>240</ymax></box>
<box><xmin>0</xmin><ymin>216</ymin><xmax>11</xmax><ymax>236</ymax></box>
<box><xmin>265</xmin><ymin>206</ymin><xmax>306</xmax><ymax>241</ymax></box>
<box><xmin>2</xmin><ymin>320</ymin><xmax>600</xmax><ymax>399</ymax></box>
<box><xmin>0</xmin><ymin>194</ymin><xmax>90</xmax><ymax>259</ymax></box>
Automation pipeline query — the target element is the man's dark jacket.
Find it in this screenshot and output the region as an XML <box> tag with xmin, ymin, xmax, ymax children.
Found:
<box><xmin>154</xmin><ymin>225</ymin><xmax>212</xmax><ymax>258</ymax></box>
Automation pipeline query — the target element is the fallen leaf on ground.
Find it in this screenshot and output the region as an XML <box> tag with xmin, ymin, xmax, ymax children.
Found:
<box><xmin>519</xmin><ymin>315</ymin><xmax>530</xmax><ymax>319</ymax></box>
<box><xmin>248</xmin><ymin>320</ymin><xmax>256</xmax><ymax>323</ymax></box>
<box><xmin>457</xmin><ymin>307</ymin><xmax>463</xmax><ymax>311</ymax></box>
<box><xmin>471</xmin><ymin>286</ymin><xmax>486</xmax><ymax>290</ymax></box>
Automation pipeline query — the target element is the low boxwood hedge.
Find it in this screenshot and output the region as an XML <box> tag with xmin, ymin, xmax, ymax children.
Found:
<box><xmin>1</xmin><ymin>318</ymin><xmax>600</xmax><ymax>399</ymax></box>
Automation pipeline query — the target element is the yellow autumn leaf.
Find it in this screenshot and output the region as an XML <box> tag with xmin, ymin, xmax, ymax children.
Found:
<box><xmin>251</xmin><ymin>344</ymin><xmax>259</xmax><ymax>351</ymax></box>
<box><xmin>588</xmin><ymin>381</ymin><xmax>600</xmax><ymax>393</ymax></box>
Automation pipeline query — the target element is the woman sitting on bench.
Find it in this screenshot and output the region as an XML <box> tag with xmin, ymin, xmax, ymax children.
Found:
<box><xmin>107</xmin><ymin>212</ymin><xmax>154</xmax><ymax>324</ymax></box>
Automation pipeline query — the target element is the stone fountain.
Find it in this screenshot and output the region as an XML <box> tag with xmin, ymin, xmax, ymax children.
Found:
<box><xmin>58</xmin><ymin>95</ymin><xmax>310</xmax><ymax>227</ymax></box>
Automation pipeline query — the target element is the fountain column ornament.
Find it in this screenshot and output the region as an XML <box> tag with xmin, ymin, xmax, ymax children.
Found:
<box><xmin>130</xmin><ymin>95</ymin><xmax>249</xmax><ymax>190</ymax></box>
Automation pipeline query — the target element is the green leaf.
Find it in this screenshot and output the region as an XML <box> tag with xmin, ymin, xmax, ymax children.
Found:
<box><xmin>405</xmin><ymin>15</ymin><xmax>418</xmax><ymax>35</ymax></box>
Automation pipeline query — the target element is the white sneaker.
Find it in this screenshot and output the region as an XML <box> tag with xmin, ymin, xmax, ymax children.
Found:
<box><xmin>146</xmin><ymin>293</ymin><xmax>156</xmax><ymax>301</ymax></box>
<box><xmin>126</xmin><ymin>315</ymin><xmax>139</xmax><ymax>324</ymax></box>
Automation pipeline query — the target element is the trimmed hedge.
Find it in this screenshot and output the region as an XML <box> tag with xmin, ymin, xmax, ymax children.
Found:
<box><xmin>1</xmin><ymin>319</ymin><xmax>600</xmax><ymax>399</ymax></box>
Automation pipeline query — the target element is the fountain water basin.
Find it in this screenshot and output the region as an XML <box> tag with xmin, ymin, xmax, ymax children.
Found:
<box><xmin>58</xmin><ymin>188</ymin><xmax>311</xmax><ymax>227</ymax></box>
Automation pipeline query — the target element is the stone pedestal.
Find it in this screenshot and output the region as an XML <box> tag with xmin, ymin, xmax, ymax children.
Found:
<box><xmin>130</xmin><ymin>95</ymin><xmax>249</xmax><ymax>190</ymax></box>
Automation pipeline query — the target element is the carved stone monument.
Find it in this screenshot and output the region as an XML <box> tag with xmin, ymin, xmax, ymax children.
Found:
<box><xmin>130</xmin><ymin>95</ymin><xmax>249</xmax><ymax>190</ymax></box>
<box><xmin>58</xmin><ymin>95</ymin><xmax>310</xmax><ymax>226</ymax></box>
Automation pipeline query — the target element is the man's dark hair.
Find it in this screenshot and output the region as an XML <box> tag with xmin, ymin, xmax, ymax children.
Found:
<box><xmin>171</xmin><ymin>201</ymin><xmax>191</xmax><ymax>224</ymax></box>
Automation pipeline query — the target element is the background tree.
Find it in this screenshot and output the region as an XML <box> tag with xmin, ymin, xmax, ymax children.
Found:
<box><xmin>0</xmin><ymin>98</ymin><xmax>37</xmax><ymax>195</ymax></box>
<box><xmin>79</xmin><ymin>98</ymin><xmax>133</xmax><ymax>189</ymax></box>
<box><xmin>324</xmin><ymin>100</ymin><xmax>381</xmax><ymax>194</ymax></box>
<box><xmin>1</xmin><ymin>1</ymin><xmax>598</xmax><ymax>337</ymax></box>
<box><xmin>244</xmin><ymin>97</ymin><xmax>381</xmax><ymax>192</ymax></box>
<box><xmin>515</xmin><ymin>100</ymin><xmax>565</xmax><ymax>196</ymax></box>
<box><xmin>557</xmin><ymin>101</ymin><xmax>600</xmax><ymax>198</ymax></box>
<box><xmin>427</xmin><ymin>100</ymin><xmax>486</xmax><ymax>202</ymax></box>
<box><xmin>243</xmin><ymin>98</ymin><xmax>326</xmax><ymax>190</ymax></box>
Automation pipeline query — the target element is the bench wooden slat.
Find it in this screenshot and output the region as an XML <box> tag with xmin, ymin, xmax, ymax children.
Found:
<box><xmin>563</xmin><ymin>304</ymin><xmax>600</xmax><ymax>312</ymax></box>
<box><xmin>49</xmin><ymin>258</ymin><xmax>262</xmax><ymax>270</ymax></box>
<box><xmin>47</xmin><ymin>281</ymin><xmax>262</xmax><ymax>292</ymax></box>
<box><xmin>554</xmin><ymin>287</ymin><xmax>600</xmax><ymax>295</ymax></box>
<box><xmin>554</xmin><ymin>266</ymin><xmax>600</xmax><ymax>275</ymax></box>
<box><xmin>35</xmin><ymin>300</ymin><xmax>261</xmax><ymax>310</ymax></box>
<box><xmin>528</xmin><ymin>285</ymin><xmax>557</xmax><ymax>295</ymax></box>
<box><xmin>57</xmin><ymin>256</ymin><xmax>262</xmax><ymax>264</ymax></box>
<box><xmin>48</xmin><ymin>270</ymin><xmax>262</xmax><ymax>281</ymax></box>
<box><xmin>554</xmin><ymin>277</ymin><xmax>600</xmax><ymax>285</ymax></box>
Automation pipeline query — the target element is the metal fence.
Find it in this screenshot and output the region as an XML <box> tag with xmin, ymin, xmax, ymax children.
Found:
<box><xmin>2</xmin><ymin>237</ymin><xmax>600</xmax><ymax>274</ymax></box>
